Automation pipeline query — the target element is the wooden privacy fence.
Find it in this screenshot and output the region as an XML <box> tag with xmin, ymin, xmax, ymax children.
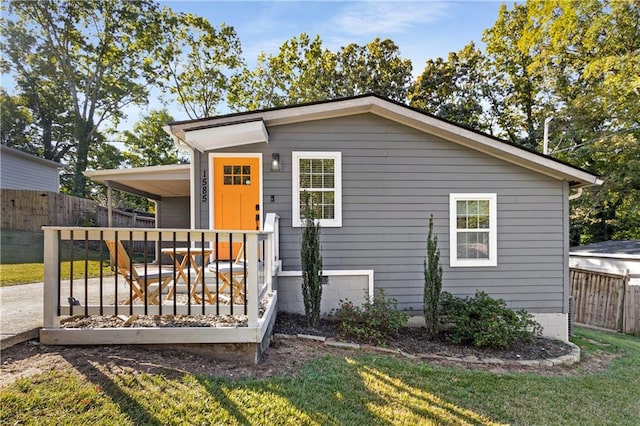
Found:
<box><xmin>570</xmin><ymin>267</ymin><xmax>640</xmax><ymax>336</ymax></box>
<box><xmin>1</xmin><ymin>189</ymin><xmax>154</xmax><ymax>232</ymax></box>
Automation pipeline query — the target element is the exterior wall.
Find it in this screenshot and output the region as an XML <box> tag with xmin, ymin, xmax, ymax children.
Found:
<box><xmin>531</xmin><ymin>313</ymin><xmax>569</xmax><ymax>342</ymax></box>
<box><xmin>193</xmin><ymin>113</ymin><xmax>569</xmax><ymax>315</ymax></box>
<box><xmin>277</xmin><ymin>272</ymin><xmax>371</xmax><ymax>315</ymax></box>
<box><xmin>158</xmin><ymin>196</ymin><xmax>190</xmax><ymax>228</ymax></box>
<box><xmin>1</xmin><ymin>147</ymin><xmax>60</xmax><ymax>192</ymax></box>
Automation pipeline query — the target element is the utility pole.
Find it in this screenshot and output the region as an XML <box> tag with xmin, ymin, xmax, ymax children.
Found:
<box><xmin>543</xmin><ymin>116</ymin><xmax>553</xmax><ymax>155</ymax></box>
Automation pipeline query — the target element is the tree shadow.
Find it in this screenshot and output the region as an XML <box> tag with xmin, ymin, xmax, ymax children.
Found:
<box><xmin>57</xmin><ymin>347</ymin><xmax>192</xmax><ymax>425</ymax></box>
<box><xmin>195</xmin><ymin>353</ymin><xmax>502</xmax><ymax>425</ymax></box>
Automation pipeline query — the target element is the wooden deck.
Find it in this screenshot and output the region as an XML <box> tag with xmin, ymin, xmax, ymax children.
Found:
<box><xmin>39</xmin><ymin>215</ymin><xmax>281</xmax><ymax>361</ymax></box>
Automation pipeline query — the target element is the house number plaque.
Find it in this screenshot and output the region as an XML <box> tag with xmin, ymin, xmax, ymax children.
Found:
<box><xmin>201</xmin><ymin>170</ymin><xmax>208</xmax><ymax>203</ymax></box>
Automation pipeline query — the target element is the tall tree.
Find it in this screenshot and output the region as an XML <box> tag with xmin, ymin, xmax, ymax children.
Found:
<box><xmin>121</xmin><ymin>109</ymin><xmax>183</xmax><ymax>168</ymax></box>
<box><xmin>409</xmin><ymin>42</ymin><xmax>491</xmax><ymax>132</ymax></box>
<box><xmin>228</xmin><ymin>34</ymin><xmax>413</xmax><ymax>111</ymax></box>
<box><xmin>482</xmin><ymin>3</ymin><xmax>551</xmax><ymax>149</ymax></box>
<box><xmin>522</xmin><ymin>0</ymin><xmax>640</xmax><ymax>243</ymax></box>
<box><xmin>155</xmin><ymin>10</ymin><xmax>244</xmax><ymax>119</ymax></box>
<box><xmin>2</xmin><ymin>0</ymin><xmax>163</xmax><ymax>196</ymax></box>
<box><xmin>0</xmin><ymin>89</ymin><xmax>33</xmax><ymax>149</ymax></box>
<box><xmin>525</xmin><ymin>0</ymin><xmax>640</xmax><ymax>132</ymax></box>
<box><xmin>0</xmin><ymin>28</ymin><xmax>75</xmax><ymax>163</ymax></box>
<box><xmin>228</xmin><ymin>33</ymin><xmax>336</xmax><ymax>111</ymax></box>
<box><xmin>335</xmin><ymin>38</ymin><xmax>413</xmax><ymax>102</ymax></box>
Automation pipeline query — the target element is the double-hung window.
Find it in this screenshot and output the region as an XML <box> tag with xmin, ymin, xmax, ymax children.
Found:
<box><xmin>449</xmin><ymin>193</ymin><xmax>497</xmax><ymax>267</ymax></box>
<box><xmin>292</xmin><ymin>151</ymin><xmax>342</xmax><ymax>227</ymax></box>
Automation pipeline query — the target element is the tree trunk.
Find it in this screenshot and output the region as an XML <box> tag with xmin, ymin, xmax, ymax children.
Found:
<box><xmin>71</xmin><ymin>118</ymin><xmax>92</xmax><ymax>197</ymax></box>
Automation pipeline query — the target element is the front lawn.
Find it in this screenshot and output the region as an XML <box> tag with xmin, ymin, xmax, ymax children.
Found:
<box><xmin>0</xmin><ymin>260</ymin><xmax>112</xmax><ymax>286</ymax></box>
<box><xmin>1</xmin><ymin>327</ymin><xmax>638</xmax><ymax>425</ymax></box>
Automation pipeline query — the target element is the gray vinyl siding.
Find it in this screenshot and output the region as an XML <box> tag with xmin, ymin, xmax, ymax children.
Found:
<box><xmin>1</xmin><ymin>149</ymin><xmax>60</xmax><ymax>192</ymax></box>
<box><xmin>158</xmin><ymin>197</ymin><xmax>190</xmax><ymax>228</ymax></box>
<box><xmin>194</xmin><ymin>113</ymin><xmax>568</xmax><ymax>314</ymax></box>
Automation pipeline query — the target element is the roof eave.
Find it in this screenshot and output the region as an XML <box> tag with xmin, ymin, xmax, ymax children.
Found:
<box><xmin>166</xmin><ymin>95</ymin><xmax>601</xmax><ymax>188</ymax></box>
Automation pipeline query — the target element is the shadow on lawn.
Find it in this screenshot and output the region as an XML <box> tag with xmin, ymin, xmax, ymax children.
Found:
<box><xmin>195</xmin><ymin>356</ymin><xmax>501</xmax><ymax>425</ymax></box>
<box><xmin>58</xmin><ymin>349</ymin><xmax>186</xmax><ymax>426</ymax></box>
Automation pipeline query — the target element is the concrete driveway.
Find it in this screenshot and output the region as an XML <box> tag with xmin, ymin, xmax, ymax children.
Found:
<box><xmin>0</xmin><ymin>276</ymin><xmax>193</xmax><ymax>349</ymax></box>
<box><xmin>1</xmin><ymin>282</ymin><xmax>43</xmax><ymax>349</ymax></box>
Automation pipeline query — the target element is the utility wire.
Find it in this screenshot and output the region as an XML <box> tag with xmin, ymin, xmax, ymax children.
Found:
<box><xmin>552</xmin><ymin>126</ymin><xmax>640</xmax><ymax>154</ymax></box>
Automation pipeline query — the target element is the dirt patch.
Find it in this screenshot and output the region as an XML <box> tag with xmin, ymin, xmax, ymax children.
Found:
<box><xmin>0</xmin><ymin>313</ymin><xmax>621</xmax><ymax>389</ymax></box>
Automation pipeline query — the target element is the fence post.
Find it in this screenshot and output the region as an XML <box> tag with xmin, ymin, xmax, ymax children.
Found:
<box><xmin>43</xmin><ymin>227</ymin><xmax>60</xmax><ymax>328</ymax></box>
<box><xmin>619</xmin><ymin>270</ymin><xmax>629</xmax><ymax>333</ymax></box>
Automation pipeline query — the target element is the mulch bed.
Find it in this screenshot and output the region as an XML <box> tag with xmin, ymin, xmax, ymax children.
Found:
<box><xmin>274</xmin><ymin>312</ymin><xmax>574</xmax><ymax>361</ymax></box>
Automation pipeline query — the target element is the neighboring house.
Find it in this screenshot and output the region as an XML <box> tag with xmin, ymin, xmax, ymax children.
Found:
<box><xmin>0</xmin><ymin>145</ymin><xmax>61</xmax><ymax>192</ymax></box>
<box><xmin>88</xmin><ymin>95</ymin><xmax>601</xmax><ymax>341</ymax></box>
<box><xmin>570</xmin><ymin>240</ymin><xmax>640</xmax><ymax>286</ymax></box>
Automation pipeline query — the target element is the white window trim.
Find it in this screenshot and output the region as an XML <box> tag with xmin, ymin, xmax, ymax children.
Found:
<box><xmin>449</xmin><ymin>193</ymin><xmax>497</xmax><ymax>267</ymax></box>
<box><xmin>292</xmin><ymin>151</ymin><xmax>342</xmax><ymax>227</ymax></box>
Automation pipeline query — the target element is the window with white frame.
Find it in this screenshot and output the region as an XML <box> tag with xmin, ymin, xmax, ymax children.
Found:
<box><xmin>449</xmin><ymin>193</ymin><xmax>497</xmax><ymax>267</ymax></box>
<box><xmin>292</xmin><ymin>151</ymin><xmax>342</xmax><ymax>227</ymax></box>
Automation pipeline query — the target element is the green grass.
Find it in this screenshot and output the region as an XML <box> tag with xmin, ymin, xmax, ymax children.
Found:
<box><xmin>1</xmin><ymin>327</ymin><xmax>639</xmax><ymax>425</ymax></box>
<box><xmin>1</xmin><ymin>228</ymin><xmax>119</xmax><ymax>285</ymax></box>
<box><xmin>1</xmin><ymin>229</ymin><xmax>46</xmax><ymax>264</ymax></box>
<box><xmin>0</xmin><ymin>260</ymin><xmax>113</xmax><ymax>286</ymax></box>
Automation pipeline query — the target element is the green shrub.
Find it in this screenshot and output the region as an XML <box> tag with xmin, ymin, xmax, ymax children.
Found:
<box><xmin>439</xmin><ymin>291</ymin><xmax>543</xmax><ymax>349</ymax></box>
<box><xmin>424</xmin><ymin>214</ymin><xmax>443</xmax><ymax>339</ymax></box>
<box><xmin>332</xmin><ymin>289</ymin><xmax>409</xmax><ymax>345</ymax></box>
<box><xmin>300</xmin><ymin>192</ymin><xmax>323</xmax><ymax>328</ymax></box>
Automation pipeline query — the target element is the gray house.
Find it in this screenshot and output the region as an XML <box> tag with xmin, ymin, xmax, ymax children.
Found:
<box><xmin>0</xmin><ymin>145</ymin><xmax>61</xmax><ymax>192</ymax></box>
<box><xmin>161</xmin><ymin>95</ymin><xmax>600</xmax><ymax>341</ymax></box>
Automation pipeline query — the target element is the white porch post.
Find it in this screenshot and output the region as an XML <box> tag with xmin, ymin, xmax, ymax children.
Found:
<box><xmin>264</xmin><ymin>233</ymin><xmax>273</xmax><ymax>293</ymax></box>
<box><xmin>43</xmin><ymin>228</ymin><xmax>60</xmax><ymax>328</ymax></box>
<box><xmin>246</xmin><ymin>233</ymin><xmax>259</xmax><ymax>327</ymax></box>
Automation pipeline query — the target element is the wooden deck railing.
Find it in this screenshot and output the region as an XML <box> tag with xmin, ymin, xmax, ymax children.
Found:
<box><xmin>40</xmin><ymin>214</ymin><xmax>280</xmax><ymax>346</ymax></box>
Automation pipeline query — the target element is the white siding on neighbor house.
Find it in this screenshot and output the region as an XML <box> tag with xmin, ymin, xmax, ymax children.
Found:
<box><xmin>1</xmin><ymin>148</ymin><xmax>60</xmax><ymax>192</ymax></box>
<box><xmin>194</xmin><ymin>113</ymin><xmax>569</xmax><ymax>314</ymax></box>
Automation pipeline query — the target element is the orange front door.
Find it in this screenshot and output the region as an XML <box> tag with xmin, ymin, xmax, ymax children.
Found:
<box><xmin>213</xmin><ymin>157</ymin><xmax>260</xmax><ymax>259</ymax></box>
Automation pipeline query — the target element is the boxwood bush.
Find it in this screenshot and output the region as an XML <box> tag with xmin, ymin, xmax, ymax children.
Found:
<box><xmin>439</xmin><ymin>291</ymin><xmax>543</xmax><ymax>349</ymax></box>
<box><xmin>333</xmin><ymin>289</ymin><xmax>408</xmax><ymax>345</ymax></box>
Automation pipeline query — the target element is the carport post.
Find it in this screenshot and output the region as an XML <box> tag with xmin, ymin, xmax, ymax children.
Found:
<box><xmin>107</xmin><ymin>185</ymin><xmax>113</xmax><ymax>227</ymax></box>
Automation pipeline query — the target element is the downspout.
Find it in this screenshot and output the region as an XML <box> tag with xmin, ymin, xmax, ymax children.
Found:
<box><xmin>568</xmin><ymin>188</ymin><xmax>583</xmax><ymax>201</ymax></box>
<box><xmin>163</xmin><ymin>125</ymin><xmax>196</xmax><ymax>229</ymax></box>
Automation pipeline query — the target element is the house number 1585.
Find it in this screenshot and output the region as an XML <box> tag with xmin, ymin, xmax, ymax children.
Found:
<box><xmin>201</xmin><ymin>170</ymin><xmax>208</xmax><ymax>203</ymax></box>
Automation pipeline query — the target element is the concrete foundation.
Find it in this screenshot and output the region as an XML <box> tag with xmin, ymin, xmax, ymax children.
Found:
<box><xmin>277</xmin><ymin>271</ymin><xmax>372</xmax><ymax>315</ymax></box>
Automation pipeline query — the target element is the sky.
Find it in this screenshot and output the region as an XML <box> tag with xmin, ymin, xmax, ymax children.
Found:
<box><xmin>161</xmin><ymin>0</ymin><xmax>503</xmax><ymax>75</ymax></box>
<box><xmin>143</xmin><ymin>0</ymin><xmax>506</xmax><ymax>123</ymax></box>
<box><xmin>3</xmin><ymin>1</ymin><xmax>510</xmax><ymax>135</ymax></box>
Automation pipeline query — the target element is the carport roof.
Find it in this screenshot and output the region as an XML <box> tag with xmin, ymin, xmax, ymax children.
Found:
<box><xmin>84</xmin><ymin>164</ymin><xmax>190</xmax><ymax>199</ymax></box>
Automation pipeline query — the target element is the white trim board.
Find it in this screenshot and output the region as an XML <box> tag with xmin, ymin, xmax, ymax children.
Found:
<box><xmin>291</xmin><ymin>151</ymin><xmax>343</xmax><ymax>228</ymax></box>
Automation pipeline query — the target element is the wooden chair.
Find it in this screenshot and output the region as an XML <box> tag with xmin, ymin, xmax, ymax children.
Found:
<box><xmin>105</xmin><ymin>240</ymin><xmax>174</xmax><ymax>305</ymax></box>
<box><xmin>202</xmin><ymin>243</ymin><xmax>247</xmax><ymax>305</ymax></box>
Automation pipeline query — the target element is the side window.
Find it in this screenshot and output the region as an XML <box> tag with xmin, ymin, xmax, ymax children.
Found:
<box><xmin>292</xmin><ymin>152</ymin><xmax>342</xmax><ymax>227</ymax></box>
<box><xmin>449</xmin><ymin>193</ymin><xmax>497</xmax><ymax>267</ymax></box>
